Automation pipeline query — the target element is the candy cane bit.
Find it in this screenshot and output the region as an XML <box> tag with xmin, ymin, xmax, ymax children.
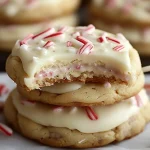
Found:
<box><xmin>85</xmin><ymin>106</ymin><xmax>98</xmax><ymax>120</ymax></box>
<box><xmin>0</xmin><ymin>123</ymin><xmax>13</xmax><ymax>136</ymax></box>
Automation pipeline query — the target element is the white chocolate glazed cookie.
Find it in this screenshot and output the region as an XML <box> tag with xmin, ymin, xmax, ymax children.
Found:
<box><xmin>0</xmin><ymin>0</ymin><xmax>80</xmax><ymax>24</ymax></box>
<box><xmin>6</xmin><ymin>25</ymin><xmax>142</xmax><ymax>90</ymax></box>
<box><xmin>4</xmin><ymin>89</ymin><xmax>150</xmax><ymax>148</ymax></box>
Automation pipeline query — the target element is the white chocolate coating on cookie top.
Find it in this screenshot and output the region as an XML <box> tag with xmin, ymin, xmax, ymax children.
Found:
<box><xmin>12</xmin><ymin>89</ymin><xmax>148</xmax><ymax>133</ymax></box>
<box><xmin>12</xmin><ymin>25</ymin><xmax>132</xmax><ymax>79</ymax></box>
<box><xmin>0</xmin><ymin>0</ymin><xmax>64</xmax><ymax>16</ymax></box>
<box><xmin>93</xmin><ymin>0</ymin><xmax>150</xmax><ymax>22</ymax></box>
<box><xmin>41</xmin><ymin>82</ymin><xmax>84</xmax><ymax>94</ymax></box>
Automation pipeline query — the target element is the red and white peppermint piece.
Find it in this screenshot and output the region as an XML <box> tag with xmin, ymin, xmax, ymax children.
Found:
<box><xmin>76</xmin><ymin>36</ymin><xmax>91</xmax><ymax>45</ymax></box>
<box><xmin>58</xmin><ymin>26</ymin><xmax>68</xmax><ymax>32</ymax></box>
<box><xmin>135</xmin><ymin>94</ymin><xmax>143</xmax><ymax>107</ymax></box>
<box><xmin>83</xmin><ymin>24</ymin><xmax>95</xmax><ymax>34</ymax></box>
<box><xmin>32</xmin><ymin>28</ymin><xmax>54</xmax><ymax>39</ymax></box>
<box><xmin>113</xmin><ymin>45</ymin><xmax>125</xmax><ymax>51</ymax></box>
<box><xmin>44</xmin><ymin>32</ymin><xmax>63</xmax><ymax>39</ymax></box>
<box><xmin>0</xmin><ymin>123</ymin><xmax>13</xmax><ymax>136</ymax></box>
<box><xmin>66</xmin><ymin>41</ymin><xmax>73</xmax><ymax>47</ymax></box>
<box><xmin>98</xmin><ymin>33</ymin><xmax>108</xmax><ymax>43</ymax></box>
<box><xmin>20</xmin><ymin>34</ymin><xmax>34</xmax><ymax>46</ymax></box>
<box><xmin>85</xmin><ymin>106</ymin><xmax>98</xmax><ymax>120</ymax></box>
<box><xmin>77</xmin><ymin>43</ymin><xmax>93</xmax><ymax>54</ymax></box>
<box><xmin>43</xmin><ymin>41</ymin><xmax>54</xmax><ymax>48</ymax></box>
<box><xmin>106</xmin><ymin>37</ymin><xmax>120</xmax><ymax>44</ymax></box>
<box><xmin>0</xmin><ymin>84</ymin><xmax>9</xmax><ymax>96</ymax></box>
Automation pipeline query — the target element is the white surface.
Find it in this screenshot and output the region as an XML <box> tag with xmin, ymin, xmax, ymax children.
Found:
<box><xmin>0</xmin><ymin>73</ymin><xmax>150</xmax><ymax>150</ymax></box>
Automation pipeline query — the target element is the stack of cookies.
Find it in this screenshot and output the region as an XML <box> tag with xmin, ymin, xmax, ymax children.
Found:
<box><xmin>4</xmin><ymin>25</ymin><xmax>150</xmax><ymax>148</ymax></box>
<box><xmin>88</xmin><ymin>0</ymin><xmax>150</xmax><ymax>56</ymax></box>
<box><xmin>0</xmin><ymin>0</ymin><xmax>80</xmax><ymax>51</ymax></box>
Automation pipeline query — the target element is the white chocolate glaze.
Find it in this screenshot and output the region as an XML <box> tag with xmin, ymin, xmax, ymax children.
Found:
<box><xmin>0</xmin><ymin>0</ymin><xmax>65</xmax><ymax>16</ymax></box>
<box><xmin>92</xmin><ymin>0</ymin><xmax>150</xmax><ymax>22</ymax></box>
<box><xmin>41</xmin><ymin>82</ymin><xmax>84</xmax><ymax>94</ymax></box>
<box><xmin>92</xmin><ymin>19</ymin><xmax>150</xmax><ymax>43</ymax></box>
<box><xmin>0</xmin><ymin>14</ymin><xmax>77</xmax><ymax>44</ymax></box>
<box><xmin>11</xmin><ymin>25</ymin><xmax>133</xmax><ymax>89</ymax></box>
<box><xmin>12</xmin><ymin>89</ymin><xmax>148</xmax><ymax>133</ymax></box>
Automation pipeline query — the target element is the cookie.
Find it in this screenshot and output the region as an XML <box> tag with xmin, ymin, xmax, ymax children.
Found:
<box><xmin>89</xmin><ymin>18</ymin><xmax>150</xmax><ymax>56</ymax></box>
<box><xmin>0</xmin><ymin>0</ymin><xmax>80</xmax><ymax>24</ymax></box>
<box><xmin>17</xmin><ymin>71</ymin><xmax>144</xmax><ymax>106</ymax></box>
<box><xmin>6</xmin><ymin>25</ymin><xmax>142</xmax><ymax>90</ymax></box>
<box><xmin>89</xmin><ymin>0</ymin><xmax>150</xmax><ymax>26</ymax></box>
<box><xmin>0</xmin><ymin>14</ymin><xmax>78</xmax><ymax>51</ymax></box>
<box><xmin>4</xmin><ymin>88</ymin><xmax>150</xmax><ymax>148</ymax></box>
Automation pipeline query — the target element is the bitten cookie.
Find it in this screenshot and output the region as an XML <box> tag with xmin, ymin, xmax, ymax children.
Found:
<box><xmin>17</xmin><ymin>71</ymin><xmax>144</xmax><ymax>106</ymax></box>
<box><xmin>0</xmin><ymin>14</ymin><xmax>78</xmax><ymax>51</ymax></box>
<box><xmin>0</xmin><ymin>0</ymin><xmax>80</xmax><ymax>24</ymax></box>
<box><xmin>4</xmin><ymin>88</ymin><xmax>150</xmax><ymax>148</ymax></box>
<box><xmin>6</xmin><ymin>25</ymin><xmax>142</xmax><ymax>90</ymax></box>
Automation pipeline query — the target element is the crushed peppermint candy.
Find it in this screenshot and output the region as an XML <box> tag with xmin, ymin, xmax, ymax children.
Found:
<box><xmin>0</xmin><ymin>84</ymin><xmax>9</xmax><ymax>96</ymax></box>
<box><xmin>85</xmin><ymin>106</ymin><xmax>98</xmax><ymax>120</ymax></box>
<box><xmin>135</xmin><ymin>94</ymin><xmax>143</xmax><ymax>107</ymax></box>
<box><xmin>0</xmin><ymin>123</ymin><xmax>13</xmax><ymax>136</ymax></box>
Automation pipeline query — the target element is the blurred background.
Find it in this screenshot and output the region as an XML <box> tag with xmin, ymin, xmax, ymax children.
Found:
<box><xmin>0</xmin><ymin>0</ymin><xmax>149</xmax><ymax>71</ymax></box>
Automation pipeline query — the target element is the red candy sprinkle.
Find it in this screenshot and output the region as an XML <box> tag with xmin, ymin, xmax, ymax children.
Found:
<box><xmin>0</xmin><ymin>123</ymin><xmax>13</xmax><ymax>136</ymax></box>
<box><xmin>85</xmin><ymin>106</ymin><xmax>98</xmax><ymax>120</ymax></box>
<box><xmin>44</xmin><ymin>32</ymin><xmax>63</xmax><ymax>39</ymax></box>
<box><xmin>76</xmin><ymin>36</ymin><xmax>89</xmax><ymax>45</ymax></box>
<box><xmin>113</xmin><ymin>45</ymin><xmax>124</xmax><ymax>51</ymax></box>
<box><xmin>106</xmin><ymin>37</ymin><xmax>120</xmax><ymax>44</ymax></box>
<box><xmin>66</xmin><ymin>41</ymin><xmax>72</xmax><ymax>47</ymax></box>
<box><xmin>58</xmin><ymin>26</ymin><xmax>68</xmax><ymax>32</ymax></box>
<box><xmin>78</xmin><ymin>43</ymin><xmax>93</xmax><ymax>54</ymax></box>
<box><xmin>0</xmin><ymin>84</ymin><xmax>9</xmax><ymax>96</ymax></box>
<box><xmin>32</xmin><ymin>28</ymin><xmax>53</xmax><ymax>39</ymax></box>
<box><xmin>135</xmin><ymin>94</ymin><xmax>143</xmax><ymax>107</ymax></box>
<box><xmin>43</xmin><ymin>41</ymin><xmax>54</xmax><ymax>48</ymax></box>
<box><xmin>20</xmin><ymin>34</ymin><xmax>34</xmax><ymax>46</ymax></box>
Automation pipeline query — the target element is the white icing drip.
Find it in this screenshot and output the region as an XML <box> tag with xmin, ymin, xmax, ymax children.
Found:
<box><xmin>41</xmin><ymin>82</ymin><xmax>84</xmax><ymax>94</ymax></box>
<box><xmin>12</xmin><ymin>89</ymin><xmax>148</xmax><ymax>133</ymax></box>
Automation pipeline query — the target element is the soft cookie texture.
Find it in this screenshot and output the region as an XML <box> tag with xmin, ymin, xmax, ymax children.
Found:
<box><xmin>6</xmin><ymin>26</ymin><xmax>142</xmax><ymax>90</ymax></box>
<box><xmin>17</xmin><ymin>72</ymin><xmax>144</xmax><ymax>106</ymax></box>
<box><xmin>4</xmin><ymin>92</ymin><xmax>150</xmax><ymax>148</ymax></box>
<box><xmin>0</xmin><ymin>0</ymin><xmax>80</xmax><ymax>24</ymax></box>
